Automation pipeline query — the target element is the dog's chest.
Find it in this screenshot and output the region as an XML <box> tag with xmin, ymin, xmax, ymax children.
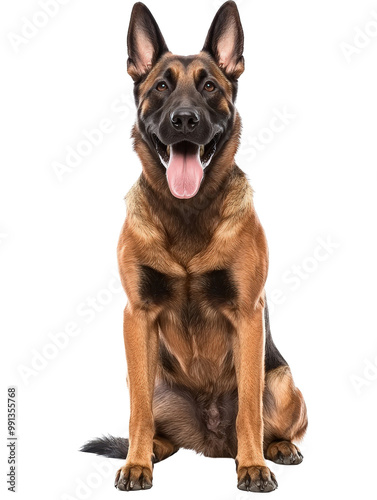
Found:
<box><xmin>139</xmin><ymin>265</ymin><xmax>238</xmax><ymax>390</ymax></box>
<box><xmin>139</xmin><ymin>265</ymin><xmax>237</xmax><ymax>313</ymax></box>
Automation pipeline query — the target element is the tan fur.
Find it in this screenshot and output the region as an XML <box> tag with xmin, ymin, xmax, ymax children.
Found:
<box><xmin>264</xmin><ymin>366</ymin><xmax>308</xmax><ymax>446</ymax></box>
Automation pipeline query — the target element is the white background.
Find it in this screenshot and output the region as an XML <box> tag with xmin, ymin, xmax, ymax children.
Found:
<box><xmin>1</xmin><ymin>0</ymin><xmax>377</xmax><ymax>499</ymax></box>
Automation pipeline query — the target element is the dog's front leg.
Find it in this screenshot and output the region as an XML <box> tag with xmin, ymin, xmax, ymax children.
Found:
<box><xmin>234</xmin><ymin>303</ymin><xmax>278</xmax><ymax>493</ymax></box>
<box><xmin>115</xmin><ymin>305</ymin><xmax>158</xmax><ymax>491</ymax></box>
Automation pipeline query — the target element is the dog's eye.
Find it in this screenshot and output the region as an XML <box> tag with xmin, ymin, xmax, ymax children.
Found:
<box><xmin>156</xmin><ymin>81</ymin><xmax>168</xmax><ymax>92</ymax></box>
<box><xmin>204</xmin><ymin>81</ymin><xmax>216</xmax><ymax>92</ymax></box>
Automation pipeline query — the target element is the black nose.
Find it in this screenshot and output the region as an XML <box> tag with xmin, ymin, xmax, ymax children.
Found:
<box><xmin>170</xmin><ymin>108</ymin><xmax>200</xmax><ymax>132</ymax></box>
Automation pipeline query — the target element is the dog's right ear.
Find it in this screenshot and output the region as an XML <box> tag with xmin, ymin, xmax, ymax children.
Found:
<box><xmin>127</xmin><ymin>2</ymin><xmax>169</xmax><ymax>82</ymax></box>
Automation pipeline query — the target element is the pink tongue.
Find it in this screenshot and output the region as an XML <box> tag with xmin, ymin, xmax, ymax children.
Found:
<box><xmin>166</xmin><ymin>144</ymin><xmax>203</xmax><ymax>199</ymax></box>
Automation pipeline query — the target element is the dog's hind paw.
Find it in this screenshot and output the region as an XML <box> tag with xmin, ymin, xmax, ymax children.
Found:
<box><xmin>266</xmin><ymin>441</ymin><xmax>303</xmax><ymax>465</ymax></box>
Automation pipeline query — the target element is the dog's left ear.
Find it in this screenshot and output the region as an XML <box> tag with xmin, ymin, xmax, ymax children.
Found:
<box><xmin>202</xmin><ymin>1</ymin><xmax>244</xmax><ymax>79</ymax></box>
<box><xmin>127</xmin><ymin>2</ymin><xmax>169</xmax><ymax>81</ymax></box>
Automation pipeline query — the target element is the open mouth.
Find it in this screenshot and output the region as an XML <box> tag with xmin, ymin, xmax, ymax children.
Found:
<box><xmin>152</xmin><ymin>133</ymin><xmax>221</xmax><ymax>199</ymax></box>
<box><xmin>152</xmin><ymin>133</ymin><xmax>221</xmax><ymax>170</ymax></box>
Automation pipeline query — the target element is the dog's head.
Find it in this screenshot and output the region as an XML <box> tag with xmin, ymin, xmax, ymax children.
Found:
<box><xmin>127</xmin><ymin>1</ymin><xmax>244</xmax><ymax>199</ymax></box>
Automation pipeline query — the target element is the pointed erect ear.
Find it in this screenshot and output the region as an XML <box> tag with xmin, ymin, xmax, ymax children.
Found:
<box><xmin>202</xmin><ymin>1</ymin><xmax>244</xmax><ymax>79</ymax></box>
<box><xmin>127</xmin><ymin>2</ymin><xmax>169</xmax><ymax>81</ymax></box>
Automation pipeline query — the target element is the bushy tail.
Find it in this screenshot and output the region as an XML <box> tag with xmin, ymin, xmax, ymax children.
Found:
<box><xmin>80</xmin><ymin>435</ymin><xmax>129</xmax><ymax>459</ymax></box>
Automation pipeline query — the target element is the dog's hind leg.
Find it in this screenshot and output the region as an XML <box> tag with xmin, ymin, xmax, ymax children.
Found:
<box><xmin>262</xmin><ymin>303</ymin><xmax>308</xmax><ymax>466</ymax></box>
<box><xmin>152</xmin><ymin>436</ymin><xmax>179</xmax><ymax>463</ymax></box>
<box><xmin>263</xmin><ymin>365</ymin><xmax>308</xmax><ymax>465</ymax></box>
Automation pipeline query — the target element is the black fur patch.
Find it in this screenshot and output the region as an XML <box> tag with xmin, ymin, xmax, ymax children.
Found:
<box><xmin>159</xmin><ymin>342</ymin><xmax>180</xmax><ymax>374</ymax></box>
<box><xmin>204</xmin><ymin>269</ymin><xmax>237</xmax><ymax>305</ymax></box>
<box><xmin>139</xmin><ymin>265</ymin><xmax>172</xmax><ymax>304</ymax></box>
<box><xmin>264</xmin><ymin>301</ymin><xmax>288</xmax><ymax>372</ymax></box>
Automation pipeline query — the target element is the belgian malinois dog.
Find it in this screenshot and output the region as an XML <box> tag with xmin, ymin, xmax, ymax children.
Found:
<box><xmin>81</xmin><ymin>1</ymin><xmax>308</xmax><ymax>493</ymax></box>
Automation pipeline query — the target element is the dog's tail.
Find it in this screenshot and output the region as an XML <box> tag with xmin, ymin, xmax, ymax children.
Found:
<box><xmin>80</xmin><ymin>435</ymin><xmax>129</xmax><ymax>459</ymax></box>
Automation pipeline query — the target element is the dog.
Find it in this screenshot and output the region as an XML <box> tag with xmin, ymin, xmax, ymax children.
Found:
<box><xmin>81</xmin><ymin>1</ymin><xmax>308</xmax><ymax>493</ymax></box>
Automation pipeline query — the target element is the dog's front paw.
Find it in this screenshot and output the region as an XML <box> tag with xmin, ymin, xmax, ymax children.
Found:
<box><xmin>237</xmin><ymin>465</ymin><xmax>278</xmax><ymax>493</ymax></box>
<box><xmin>115</xmin><ymin>464</ymin><xmax>153</xmax><ymax>491</ymax></box>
